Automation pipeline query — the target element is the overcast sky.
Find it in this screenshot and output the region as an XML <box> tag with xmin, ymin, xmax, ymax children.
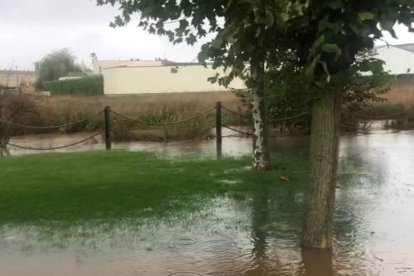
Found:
<box><xmin>1</xmin><ymin>0</ymin><xmax>413</xmax><ymax>71</ymax></box>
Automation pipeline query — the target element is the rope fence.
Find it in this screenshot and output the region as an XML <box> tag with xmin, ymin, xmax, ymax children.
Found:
<box><xmin>7</xmin><ymin>132</ymin><xmax>102</xmax><ymax>151</ymax></box>
<box><xmin>349</xmin><ymin>110</ymin><xmax>407</xmax><ymax>120</ymax></box>
<box><xmin>110</xmin><ymin>107</ymin><xmax>215</xmax><ymax>126</ymax></box>
<box><xmin>0</xmin><ymin>110</ymin><xmax>103</xmax><ymax>130</ymax></box>
<box><xmin>0</xmin><ymin>102</ymin><xmax>406</xmax><ymax>156</ymax></box>
<box><xmin>221</xmin><ymin>106</ymin><xmax>251</xmax><ymax>120</ymax></box>
<box><xmin>268</xmin><ymin>111</ymin><xmax>309</xmax><ymax>122</ymax></box>
<box><xmin>223</xmin><ymin>125</ymin><xmax>254</xmax><ymax>137</ymax></box>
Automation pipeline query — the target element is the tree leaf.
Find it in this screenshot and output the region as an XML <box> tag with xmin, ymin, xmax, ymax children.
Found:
<box><xmin>358</xmin><ymin>12</ymin><xmax>375</xmax><ymax>21</ymax></box>
<box><xmin>326</xmin><ymin>0</ymin><xmax>344</xmax><ymax>10</ymax></box>
<box><xmin>322</xmin><ymin>43</ymin><xmax>342</xmax><ymax>54</ymax></box>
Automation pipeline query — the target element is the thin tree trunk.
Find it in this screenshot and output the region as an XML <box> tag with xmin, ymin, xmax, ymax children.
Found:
<box><xmin>303</xmin><ymin>92</ymin><xmax>341</xmax><ymax>248</ymax></box>
<box><xmin>251</xmin><ymin>59</ymin><xmax>271</xmax><ymax>170</ymax></box>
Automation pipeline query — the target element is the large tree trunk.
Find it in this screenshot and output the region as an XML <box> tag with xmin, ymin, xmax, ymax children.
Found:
<box><xmin>251</xmin><ymin>59</ymin><xmax>271</xmax><ymax>170</ymax></box>
<box><xmin>303</xmin><ymin>92</ymin><xmax>341</xmax><ymax>248</ymax></box>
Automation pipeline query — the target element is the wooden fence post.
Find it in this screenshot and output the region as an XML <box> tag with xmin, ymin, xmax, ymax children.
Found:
<box><xmin>104</xmin><ymin>106</ymin><xmax>112</xmax><ymax>150</ymax></box>
<box><xmin>216</xmin><ymin>102</ymin><xmax>222</xmax><ymax>157</ymax></box>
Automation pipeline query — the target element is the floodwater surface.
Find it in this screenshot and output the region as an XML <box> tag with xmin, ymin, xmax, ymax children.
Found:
<box><xmin>1</xmin><ymin>129</ymin><xmax>414</xmax><ymax>275</ymax></box>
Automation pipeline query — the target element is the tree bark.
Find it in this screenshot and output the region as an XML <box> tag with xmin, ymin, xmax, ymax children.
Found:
<box><xmin>303</xmin><ymin>92</ymin><xmax>341</xmax><ymax>248</ymax></box>
<box><xmin>251</xmin><ymin>59</ymin><xmax>271</xmax><ymax>170</ymax></box>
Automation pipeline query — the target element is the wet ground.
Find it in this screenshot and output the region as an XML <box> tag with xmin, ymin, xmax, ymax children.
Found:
<box><xmin>1</xmin><ymin>128</ymin><xmax>414</xmax><ymax>275</ymax></box>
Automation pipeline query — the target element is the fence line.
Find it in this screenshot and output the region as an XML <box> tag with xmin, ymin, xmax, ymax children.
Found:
<box><xmin>0</xmin><ymin>110</ymin><xmax>103</xmax><ymax>130</ymax></box>
<box><xmin>269</xmin><ymin>127</ymin><xmax>311</xmax><ymax>137</ymax></box>
<box><xmin>268</xmin><ymin>111</ymin><xmax>309</xmax><ymax>122</ymax></box>
<box><xmin>125</xmin><ymin>127</ymin><xmax>215</xmax><ymax>143</ymax></box>
<box><xmin>222</xmin><ymin>125</ymin><xmax>254</xmax><ymax>137</ymax></box>
<box><xmin>350</xmin><ymin>110</ymin><xmax>407</xmax><ymax>120</ymax></box>
<box><xmin>110</xmin><ymin>107</ymin><xmax>215</xmax><ymax>126</ymax></box>
<box><xmin>7</xmin><ymin>132</ymin><xmax>102</xmax><ymax>151</ymax></box>
<box><xmin>221</xmin><ymin>106</ymin><xmax>251</xmax><ymax>120</ymax></box>
<box><xmin>5</xmin><ymin>102</ymin><xmax>398</xmax><ymax>156</ymax></box>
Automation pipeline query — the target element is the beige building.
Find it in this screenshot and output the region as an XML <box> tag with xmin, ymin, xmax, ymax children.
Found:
<box><xmin>92</xmin><ymin>54</ymin><xmax>245</xmax><ymax>94</ymax></box>
<box><xmin>0</xmin><ymin>69</ymin><xmax>36</xmax><ymax>88</ymax></box>
<box><xmin>102</xmin><ymin>64</ymin><xmax>245</xmax><ymax>95</ymax></box>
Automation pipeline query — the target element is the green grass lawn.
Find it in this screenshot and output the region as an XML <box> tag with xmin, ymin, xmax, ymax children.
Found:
<box><xmin>0</xmin><ymin>150</ymin><xmax>309</xmax><ymax>225</ymax></box>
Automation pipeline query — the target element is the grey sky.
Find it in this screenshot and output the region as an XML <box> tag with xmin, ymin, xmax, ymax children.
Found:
<box><xmin>0</xmin><ymin>0</ymin><xmax>207</xmax><ymax>70</ymax></box>
<box><xmin>0</xmin><ymin>0</ymin><xmax>413</xmax><ymax>70</ymax></box>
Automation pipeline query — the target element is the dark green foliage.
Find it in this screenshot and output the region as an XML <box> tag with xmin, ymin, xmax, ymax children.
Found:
<box><xmin>43</xmin><ymin>75</ymin><xmax>104</xmax><ymax>96</ymax></box>
<box><xmin>36</xmin><ymin>49</ymin><xmax>84</xmax><ymax>86</ymax></box>
<box><xmin>233</xmin><ymin>50</ymin><xmax>388</xmax><ymax>132</ymax></box>
<box><xmin>286</xmin><ymin>0</ymin><xmax>414</xmax><ymax>80</ymax></box>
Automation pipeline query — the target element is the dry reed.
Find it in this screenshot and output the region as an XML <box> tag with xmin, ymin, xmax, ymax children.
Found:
<box><xmin>27</xmin><ymin>92</ymin><xmax>248</xmax><ymax>140</ymax></box>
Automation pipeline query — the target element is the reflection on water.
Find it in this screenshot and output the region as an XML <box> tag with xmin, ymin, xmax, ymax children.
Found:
<box><xmin>1</xmin><ymin>130</ymin><xmax>414</xmax><ymax>275</ymax></box>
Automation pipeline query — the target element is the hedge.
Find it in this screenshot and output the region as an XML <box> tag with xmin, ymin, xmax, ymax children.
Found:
<box><xmin>43</xmin><ymin>75</ymin><xmax>104</xmax><ymax>96</ymax></box>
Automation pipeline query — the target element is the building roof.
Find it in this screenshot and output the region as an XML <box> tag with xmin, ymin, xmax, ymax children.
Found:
<box><xmin>394</xmin><ymin>43</ymin><xmax>414</xmax><ymax>53</ymax></box>
<box><xmin>376</xmin><ymin>43</ymin><xmax>414</xmax><ymax>53</ymax></box>
<box><xmin>375</xmin><ymin>43</ymin><xmax>414</xmax><ymax>75</ymax></box>
<box><xmin>96</xmin><ymin>59</ymin><xmax>165</xmax><ymax>69</ymax></box>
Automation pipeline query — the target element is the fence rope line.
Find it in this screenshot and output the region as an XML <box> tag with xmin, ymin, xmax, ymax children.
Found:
<box><xmin>7</xmin><ymin>132</ymin><xmax>102</xmax><ymax>151</ymax></box>
<box><xmin>269</xmin><ymin>127</ymin><xmax>311</xmax><ymax>137</ymax></box>
<box><xmin>110</xmin><ymin>107</ymin><xmax>215</xmax><ymax>126</ymax></box>
<box><xmin>354</xmin><ymin>130</ymin><xmax>401</xmax><ymax>136</ymax></box>
<box><xmin>132</xmin><ymin>126</ymin><xmax>214</xmax><ymax>142</ymax></box>
<box><xmin>222</xmin><ymin>125</ymin><xmax>254</xmax><ymax>136</ymax></box>
<box><xmin>221</xmin><ymin>106</ymin><xmax>310</xmax><ymax>123</ymax></box>
<box><xmin>350</xmin><ymin>110</ymin><xmax>407</xmax><ymax>120</ymax></box>
<box><xmin>268</xmin><ymin>111</ymin><xmax>309</xmax><ymax>122</ymax></box>
<box><xmin>221</xmin><ymin>106</ymin><xmax>251</xmax><ymax>119</ymax></box>
<box><xmin>0</xmin><ymin>110</ymin><xmax>104</xmax><ymax>130</ymax></box>
<box><xmin>223</xmin><ymin>125</ymin><xmax>311</xmax><ymax>138</ymax></box>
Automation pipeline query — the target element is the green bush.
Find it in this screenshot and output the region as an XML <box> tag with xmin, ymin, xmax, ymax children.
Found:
<box><xmin>43</xmin><ymin>75</ymin><xmax>103</xmax><ymax>96</ymax></box>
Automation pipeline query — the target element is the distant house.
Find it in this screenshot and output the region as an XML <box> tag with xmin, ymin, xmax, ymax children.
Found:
<box><xmin>376</xmin><ymin>43</ymin><xmax>414</xmax><ymax>75</ymax></box>
<box><xmin>91</xmin><ymin>53</ymin><xmax>170</xmax><ymax>74</ymax></box>
<box><xmin>0</xmin><ymin>69</ymin><xmax>36</xmax><ymax>89</ymax></box>
<box><xmin>91</xmin><ymin>53</ymin><xmax>245</xmax><ymax>95</ymax></box>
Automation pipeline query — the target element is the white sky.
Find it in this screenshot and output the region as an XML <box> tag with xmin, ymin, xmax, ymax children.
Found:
<box><xmin>0</xmin><ymin>0</ymin><xmax>413</xmax><ymax>71</ymax></box>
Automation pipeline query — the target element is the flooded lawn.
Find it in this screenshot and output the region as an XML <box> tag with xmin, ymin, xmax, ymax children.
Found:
<box><xmin>1</xmin><ymin>130</ymin><xmax>414</xmax><ymax>275</ymax></box>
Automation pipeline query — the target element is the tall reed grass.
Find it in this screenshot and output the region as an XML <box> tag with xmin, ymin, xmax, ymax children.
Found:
<box><xmin>24</xmin><ymin>92</ymin><xmax>249</xmax><ymax>141</ymax></box>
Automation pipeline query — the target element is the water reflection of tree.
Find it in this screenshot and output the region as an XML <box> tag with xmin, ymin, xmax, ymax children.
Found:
<box><xmin>251</xmin><ymin>185</ymin><xmax>269</xmax><ymax>261</ymax></box>
<box><xmin>248</xmin><ymin>184</ymin><xmax>305</xmax><ymax>275</ymax></box>
<box><xmin>302</xmin><ymin>248</ymin><xmax>333</xmax><ymax>276</ymax></box>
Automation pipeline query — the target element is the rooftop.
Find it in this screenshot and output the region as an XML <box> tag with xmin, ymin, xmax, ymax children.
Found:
<box><xmin>376</xmin><ymin>43</ymin><xmax>414</xmax><ymax>53</ymax></box>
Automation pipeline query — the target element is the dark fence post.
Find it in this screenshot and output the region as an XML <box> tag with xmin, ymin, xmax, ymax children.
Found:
<box><xmin>216</xmin><ymin>101</ymin><xmax>222</xmax><ymax>157</ymax></box>
<box><xmin>104</xmin><ymin>106</ymin><xmax>112</xmax><ymax>150</ymax></box>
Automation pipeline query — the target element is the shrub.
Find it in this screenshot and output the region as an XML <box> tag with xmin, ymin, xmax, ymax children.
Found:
<box><xmin>0</xmin><ymin>95</ymin><xmax>36</xmax><ymax>155</ymax></box>
<box><xmin>43</xmin><ymin>75</ymin><xmax>103</xmax><ymax>96</ymax></box>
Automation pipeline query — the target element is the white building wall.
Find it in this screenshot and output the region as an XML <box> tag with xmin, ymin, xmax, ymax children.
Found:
<box><xmin>376</xmin><ymin>46</ymin><xmax>414</xmax><ymax>75</ymax></box>
<box><xmin>102</xmin><ymin>65</ymin><xmax>246</xmax><ymax>95</ymax></box>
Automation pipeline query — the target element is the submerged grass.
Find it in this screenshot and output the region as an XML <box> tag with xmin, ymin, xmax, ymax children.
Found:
<box><xmin>0</xmin><ymin>150</ymin><xmax>308</xmax><ymax>225</ymax></box>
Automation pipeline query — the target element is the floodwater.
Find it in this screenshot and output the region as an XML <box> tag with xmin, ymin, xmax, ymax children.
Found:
<box><xmin>6</xmin><ymin>127</ymin><xmax>307</xmax><ymax>157</ymax></box>
<box><xmin>1</xmin><ymin>127</ymin><xmax>414</xmax><ymax>275</ymax></box>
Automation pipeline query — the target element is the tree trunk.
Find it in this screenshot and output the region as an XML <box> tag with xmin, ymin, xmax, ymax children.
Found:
<box><xmin>303</xmin><ymin>92</ymin><xmax>341</xmax><ymax>248</ymax></box>
<box><xmin>251</xmin><ymin>59</ymin><xmax>271</xmax><ymax>170</ymax></box>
